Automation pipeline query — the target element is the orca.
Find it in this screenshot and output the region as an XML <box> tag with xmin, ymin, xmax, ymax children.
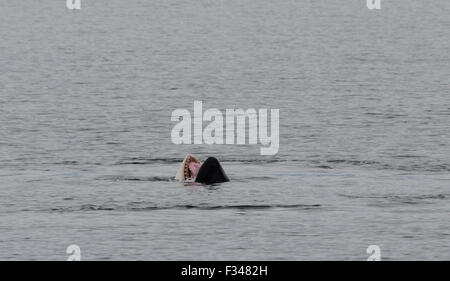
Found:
<box><xmin>194</xmin><ymin>157</ymin><xmax>230</xmax><ymax>184</ymax></box>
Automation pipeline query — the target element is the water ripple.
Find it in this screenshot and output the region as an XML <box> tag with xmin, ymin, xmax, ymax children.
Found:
<box><xmin>38</xmin><ymin>203</ymin><xmax>322</xmax><ymax>213</ymax></box>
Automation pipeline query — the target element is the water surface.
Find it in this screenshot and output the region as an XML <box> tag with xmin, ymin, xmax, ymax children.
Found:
<box><xmin>0</xmin><ymin>0</ymin><xmax>449</xmax><ymax>260</ymax></box>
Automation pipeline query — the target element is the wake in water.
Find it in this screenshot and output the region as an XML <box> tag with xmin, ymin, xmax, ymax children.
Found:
<box><xmin>96</xmin><ymin>175</ymin><xmax>276</xmax><ymax>183</ymax></box>
<box><xmin>338</xmin><ymin>193</ymin><xmax>449</xmax><ymax>206</ymax></box>
<box><xmin>113</xmin><ymin>157</ymin><xmax>450</xmax><ymax>172</ymax></box>
<box><xmin>97</xmin><ymin>175</ymin><xmax>176</xmax><ymax>182</ymax></box>
<box><xmin>38</xmin><ymin>203</ymin><xmax>322</xmax><ymax>213</ymax></box>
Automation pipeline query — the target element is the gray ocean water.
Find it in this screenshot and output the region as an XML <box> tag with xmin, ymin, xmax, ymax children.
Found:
<box><xmin>1</xmin><ymin>0</ymin><xmax>449</xmax><ymax>260</ymax></box>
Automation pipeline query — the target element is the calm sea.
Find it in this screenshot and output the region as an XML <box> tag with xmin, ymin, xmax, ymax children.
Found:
<box><xmin>0</xmin><ymin>0</ymin><xmax>449</xmax><ymax>260</ymax></box>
